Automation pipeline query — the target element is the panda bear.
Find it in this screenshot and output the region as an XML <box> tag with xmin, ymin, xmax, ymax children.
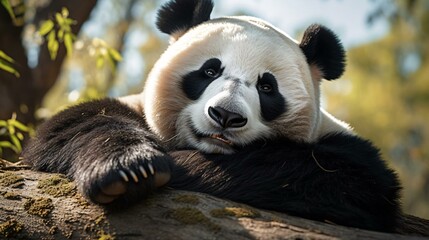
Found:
<box><xmin>23</xmin><ymin>0</ymin><xmax>401</xmax><ymax>233</ymax></box>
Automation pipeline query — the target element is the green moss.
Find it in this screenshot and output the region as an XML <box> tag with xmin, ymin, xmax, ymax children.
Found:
<box><xmin>0</xmin><ymin>219</ymin><xmax>23</xmax><ymax>238</ymax></box>
<box><xmin>3</xmin><ymin>191</ymin><xmax>21</xmax><ymax>200</ymax></box>
<box><xmin>94</xmin><ymin>215</ymin><xmax>105</xmax><ymax>225</ymax></box>
<box><xmin>172</xmin><ymin>194</ymin><xmax>200</xmax><ymax>205</ymax></box>
<box><xmin>98</xmin><ymin>231</ymin><xmax>115</xmax><ymax>240</ymax></box>
<box><xmin>169</xmin><ymin>207</ymin><xmax>220</xmax><ymax>232</ymax></box>
<box><xmin>37</xmin><ymin>174</ymin><xmax>76</xmax><ymax>197</ymax></box>
<box><xmin>0</xmin><ymin>172</ymin><xmax>24</xmax><ymax>188</ymax></box>
<box><xmin>210</xmin><ymin>207</ymin><xmax>260</xmax><ymax>219</ymax></box>
<box><xmin>24</xmin><ymin>197</ymin><xmax>54</xmax><ymax>218</ymax></box>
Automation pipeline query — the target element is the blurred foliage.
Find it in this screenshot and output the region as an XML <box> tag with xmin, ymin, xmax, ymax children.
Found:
<box><xmin>1</xmin><ymin>0</ymin><xmax>25</xmax><ymax>26</ymax></box>
<box><xmin>3</xmin><ymin>0</ymin><xmax>427</xmax><ymax>219</ymax></box>
<box><xmin>323</xmin><ymin>0</ymin><xmax>429</xmax><ymax>218</ymax></box>
<box><xmin>39</xmin><ymin>0</ymin><xmax>165</xmax><ymax>118</ymax></box>
<box><xmin>38</xmin><ymin>8</ymin><xmax>76</xmax><ymax>60</ymax></box>
<box><xmin>0</xmin><ymin>50</ymin><xmax>19</xmax><ymax>77</ymax></box>
<box><xmin>0</xmin><ymin>113</ymin><xmax>33</xmax><ymax>158</ymax></box>
<box><xmin>89</xmin><ymin>38</ymin><xmax>123</xmax><ymax>71</ymax></box>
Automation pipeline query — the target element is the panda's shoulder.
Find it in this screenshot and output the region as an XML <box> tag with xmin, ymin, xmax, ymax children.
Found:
<box><xmin>37</xmin><ymin>98</ymin><xmax>146</xmax><ymax>139</ymax></box>
<box><xmin>314</xmin><ymin>132</ymin><xmax>397</xmax><ymax>177</ymax></box>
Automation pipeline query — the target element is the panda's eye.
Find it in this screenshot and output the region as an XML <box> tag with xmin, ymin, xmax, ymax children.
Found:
<box><xmin>258</xmin><ymin>83</ymin><xmax>273</xmax><ymax>93</ymax></box>
<box><xmin>204</xmin><ymin>68</ymin><xmax>218</xmax><ymax>78</ymax></box>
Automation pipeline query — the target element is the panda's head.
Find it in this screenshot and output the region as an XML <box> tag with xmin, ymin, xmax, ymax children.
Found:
<box><xmin>143</xmin><ymin>0</ymin><xmax>347</xmax><ymax>154</ymax></box>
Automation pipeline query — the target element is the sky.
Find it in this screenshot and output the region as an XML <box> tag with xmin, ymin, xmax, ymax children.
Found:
<box><xmin>84</xmin><ymin>0</ymin><xmax>390</xmax><ymax>49</ymax></box>
<box><xmin>213</xmin><ymin>0</ymin><xmax>389</xmax><ymax>48</ymax></box>
<box><xmin>80</xmin><ymin>0</ymin><xmax>391</xmax><ymax>97</ymax></box>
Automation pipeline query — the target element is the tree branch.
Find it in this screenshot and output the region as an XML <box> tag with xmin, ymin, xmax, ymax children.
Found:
<box><xmin>1</xmin><ymin>169</ymin><xmax>428</xmax><ymax>239</ymax></box>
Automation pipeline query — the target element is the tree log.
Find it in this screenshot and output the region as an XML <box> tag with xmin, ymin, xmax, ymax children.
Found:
<box><xmin>1</xmin><ymin>168</ymin><xmax>428</xmax><ymax>240</ymax></box>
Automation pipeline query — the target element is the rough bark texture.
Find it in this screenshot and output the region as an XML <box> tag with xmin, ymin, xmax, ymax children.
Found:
<box><xmin>1</xmin><ymin>167</ymin><xmax>429</xmax><ymax>240</ymax></box>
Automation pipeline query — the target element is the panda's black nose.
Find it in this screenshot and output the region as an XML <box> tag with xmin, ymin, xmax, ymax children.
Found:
<box><xmin>208</xmin><ymin>106</ymin><xmax>247</xmax><ymax>128</ymax></box>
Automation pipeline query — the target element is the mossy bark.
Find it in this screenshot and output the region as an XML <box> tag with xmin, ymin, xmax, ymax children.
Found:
<box><xmin>0</xmin><ymin>169</ymin><xmax>428</xmax><ymax>240</ymax></box>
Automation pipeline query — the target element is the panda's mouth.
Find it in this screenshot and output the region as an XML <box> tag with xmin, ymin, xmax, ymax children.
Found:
<box><xmin>208</xmin><ymin>134</ymin><xmax>233</xmax><ymax>145</ymax></box>
<box><xmin>189</xmin><ymin>124</ymin><xmax>235</xmax><ymax>148</ymax></box>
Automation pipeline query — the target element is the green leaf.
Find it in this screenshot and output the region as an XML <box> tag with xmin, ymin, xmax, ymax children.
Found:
<box><xmin>39</xmin><ymin>20</ymin><xmax>54</xmax><ymax>36</ymax></box>
<box><xmin>64</xmin><ymin>33</ymin><xmax>73</xmax><ymax>57</ymax></box>
<box><xmin>7</xmin><ymin>123</ymin><xmax>15</xmax><ymax>135</ymax></box>
<box><xmin>55</xmin><ymin>13</ymin><xmax>64</xmax><ymax>25</ymax></box>
<box><xmin>9</xmin><ymin>119</ymin><xmax>29</xmax><ymax>132</ymax></box>
<box><xmin>10</xmin><ymin>135</ymin><xmax>22</xmax><ymax>152</ymax></box>
<box><xmin>65</xmin><ymin>18</ymin><xmax>77</xmax><ymax>25</ymax></box>
<box><xmin>51</xmin><ymin>41</ymin><xmax>59</xmax><ymax>60</ymax></box>
<box><xmin>108</xmin><ymin>48</ymin><xmax>123</xmax><ymax>62</ymax></box>
<box><xmin>0</xmin><ymin>50</ymin><xmax>14</xmax><ymax>63</ymax></box>
<box><xmin>1</xmin><ymin>0</ymin><xmax>16</xmax><ymax>22</ymax></box>
<box><xmin>47</xmin><ymin>31</ymin><xmax>59</xmax><ymax>60</ymax></box>
<box><xmin>0</xmin><ymin>141</ymin><xmax>18</xmax><ymax>153</ymax></box>
<box><xmin>0</xmin><ymin>59</ymin><xmax>20</xmax><ymax>77</ymax></box>
<box><xmin>16</xmin><ymin>132</ymin><xmax>24</xmax><ymax>140</ymax></box>
<box><xmin>0</xmin><ymin>141</ymin><xmax>17</xmax><ymax>152</ymax></box>
<box><xmin>96</xmin><ymin>56</ymin><xmax>104</xmax><ymax>68</ymax></box>
<box><xmin>61</xmin><ymin>7</ymin><xmax>69</xmax><ymax>18</ymax></box>
<box><xmin>57</xmin><ymin>29</ymin><xmax>64</xmax><ymax>40</ymax></box>
<box><xmin>0</xmin><ymin>120</ymin><xmax>7</xmax><ymax>127</ymax></box>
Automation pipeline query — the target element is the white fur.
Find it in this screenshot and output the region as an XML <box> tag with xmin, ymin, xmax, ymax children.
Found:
<box><xmin>142</xmin><ymin>16</ymin><xmax>352</xmax><ymax>154</ymax></box>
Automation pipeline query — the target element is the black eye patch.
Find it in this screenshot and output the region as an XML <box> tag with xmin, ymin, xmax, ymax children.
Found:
<box><xmin>182</xmin><ymin>58</ymin><xmax>224</xmax><ymax>100</ymax></box>
<box><xmin>257</xmin><ymin>73</ymin><xmax>287</xmax><ymax>121</ymax></box>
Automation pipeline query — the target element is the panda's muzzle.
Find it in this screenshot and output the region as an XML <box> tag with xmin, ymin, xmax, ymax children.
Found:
<box><xmin>208</xmin><ymin>106</ymin><xmax>247</xmax><ymax>129</ymax></box>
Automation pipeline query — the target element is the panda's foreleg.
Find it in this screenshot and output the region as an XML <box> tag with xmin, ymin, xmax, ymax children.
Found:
<box><xmin>23</xmin><ymin>98</ymin><xmax>172</xmax><ymax>207</ymax></box>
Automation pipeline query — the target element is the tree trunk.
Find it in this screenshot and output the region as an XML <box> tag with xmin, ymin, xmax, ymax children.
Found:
<box><xmin>1</xmin><ymin>167</ymin><xmax>428</xmax><ymax>240</ymax></box>
<box><xmin>0</xmin><ymin>0</ymin><xmax>98</xmax><ymax>127</ymax></box>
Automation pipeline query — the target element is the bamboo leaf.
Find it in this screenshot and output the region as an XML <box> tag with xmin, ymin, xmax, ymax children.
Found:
<box><xmin>16</xmin><ymin>132</ymin><xmax>24</xmax><ymax>140</ymax></box>
<box><xmin>0</xmin><ymin>59</ymin><xmax>20</xmax><ymax>77</ymax></box>
<box><xmin>0</xmin><ymin>50</ymin><xmax>15</xmax><ymax>63</ymax></box>
<box><xmin>64</xmin><ymin>33</ymin><xmax>73</xmax><ymax>57</ymax></box>
<box><xmin>7</xmin><ymin>123</ymin><xmax>15</xmax><ymax>135</ymax></box>
<box><xmin>47</xmin><ymin>30</ymin><xmax>56</xmax><ymax>48</ymax></box>
<box><xmin>55</xmin><ymin>13</ymin><xmax>64</xmax><ymax>25</ymax></box>
<box><xmin>10</xmin><ymin>135</ymin><xmax>22</xmax><ymax>152</ymax></box>
<box><xmin>96</xmin><ymin>56</ymin><xmax>104</xmax><ymax>68</ymax></box>
<box><xmin>57</xmin><ymin>29</ymin><xmax>64</xmax><ymax>40</ymax></box>
<box><xmin>1</xmin><ymin>0</ymin><xmax>16</xmax><ymax>22</ymax></box>
<box><xmin>39</xmin><ymin>20</ymin><xmax>54</xmax><ymax>36</ymax></box>
<box><xmin>9</xmin><ymin>119</ymin><xmax>29</xmax><ymax>132</ymax></box>
<box><xmin>61</xmin><ymin>7</ymin><xmax>69</xmax><ymax>18</ymax></box>
<box><xmin>0</xmin><ymin>141</ymin><xmax>17</xmax><ymax>150</ymax></box>
<box><xmin>51</xmin><ymin>41</ymin><xmax>59</xmax><ymax>60</ymax></box>
<box><xmin>65</xmin><ymin>18</ymin><xmax>77</xmax><ymax>25</ymax></box>
<box><xmin>108</xmin><ymin>48</ymin><xmax>123</xmax><ymax>62</ymax></box>
<box><xmin>0</xmin><ymin>120</ymin><xmax>7</xmax><ymax>127</ymax></box>
<box><xmin>47</xmin><ymin>31</ymin><xmax>59</xmax><ymax>60</ymax></box>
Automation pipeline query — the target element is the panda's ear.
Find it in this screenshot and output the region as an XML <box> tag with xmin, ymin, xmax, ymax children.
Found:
<box><xmin>156</xmin><ymin>0</ymin><xmax>214</xmax><ymax>40</ymax></box>
<box><xmin>299</xmin><ymin>24</ymin><xmax>346</xmax><ymax>80</ymax></box>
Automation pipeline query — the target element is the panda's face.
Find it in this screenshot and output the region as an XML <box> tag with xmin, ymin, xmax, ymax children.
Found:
<box><xmin>144</xmin><ymin>17</ymin><xmax>318</xmax><ymax>154</ymax></box>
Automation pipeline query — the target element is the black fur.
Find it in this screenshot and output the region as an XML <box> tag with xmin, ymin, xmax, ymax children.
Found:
<box><xmin>257</xmin><ymin>72</ymin><xmax>287</xmax><ymax>121</ymax></box>
<box><xmin>170</xmin><ymin>134</ymin><xmax>401</xmax><ymax>232</ymax></box>
<box><xmin>156</xmin><ymin>0</ymin><xmax>213</xmax><ymax>35</ymax></box>
<box><xmin>182</xmin><ymin>58</ymin><xmax>224</xmax><ymax>100</ymax></box>
<box><xmin>22</xmin><ymin>0</ymin><xmax>401</xmax><ymax>233</ymax></box>
<box><xmin>300</xmin><ymin>24</ymin><xmax>346</xmax><ymax>80</ymax></box>
<box><xmin>23</xmin><ymin>99</ymin><xmax>173</xmax><ymax>207</ymax></box>
<box><xmin>23</xmin><ymin>98</ymin><xmax>401</xmax><ymax>232</ymax></box>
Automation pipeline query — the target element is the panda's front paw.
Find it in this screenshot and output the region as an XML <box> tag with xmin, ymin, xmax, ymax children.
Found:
<box><xmin>80</xmin><ymin>154</ymin><xmax>172</xmax><ymax>206</ymax></box>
